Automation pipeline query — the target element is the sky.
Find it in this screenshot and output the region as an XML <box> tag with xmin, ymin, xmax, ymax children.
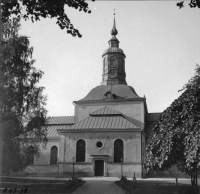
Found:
<box><xmin>19</xmin><ymin>1</ymin><xmax>200</xmax><ymax>117</ymax></box>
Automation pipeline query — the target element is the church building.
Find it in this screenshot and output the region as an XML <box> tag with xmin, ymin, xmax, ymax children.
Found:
<box><xmin>21</xmin><ymin>16</ymin><xmax>162</xmax><ymax>178</ymax></box>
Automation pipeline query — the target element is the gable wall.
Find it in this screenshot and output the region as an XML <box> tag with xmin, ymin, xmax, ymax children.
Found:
<box><xmin>59</xmin><ymin>132</ymin><xmax>141</xmax><ymax>163</ymax></box>
<box><xmin>75</xmin><ymin>101</ymin><xmax>145</xmax><ymax>128</ymax></box>
<box><xmin>59</xmin><ymin>131</ymin><xmax>142</xmax><ymax>178</ymax></box>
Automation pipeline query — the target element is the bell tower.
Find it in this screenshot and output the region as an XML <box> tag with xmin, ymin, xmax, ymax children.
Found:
<box><xmin>101</xmin><ymin>13</ymin><xmax>127</xmax><ymax>85</ymax></box>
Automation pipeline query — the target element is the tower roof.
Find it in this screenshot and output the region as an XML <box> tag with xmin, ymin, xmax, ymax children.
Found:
<box><xmin>103</xmin><ymin>14</ymin><xmax>124</xmax><ymax>58</ymax></box>
<box><xmin>111</xmin><ymin>16</ymin><xmax>118</xmax><ymax>36</ymax></box>
<box><xmin>108</xmin><ymin>14</ymin><xmax>120</xmax><ymax>47</ymax></box>
<box><xmin>74</xmin><ymin>85</ymin><xmax>143</xmax><ymax>103</ymax></box>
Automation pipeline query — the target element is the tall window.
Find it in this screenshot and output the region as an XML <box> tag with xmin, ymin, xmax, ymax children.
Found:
<box><xmin>114</xmin><ymin>139</ymin><xmax>123</xmax><ymax>162</ymax></box>
<box><xmin>50</xmin><ymin>146</ymin><xmax>58</xmax><ymax>165</ymax></box>
<box><xmin>76</xmin><ymin>140</ymin><xmax>85</xmax><ymax>162</ymax></box>
<box><xmin>27</xmin><ymin>146</ymin><xmax>34</xmax><ymax>165</ymax></box>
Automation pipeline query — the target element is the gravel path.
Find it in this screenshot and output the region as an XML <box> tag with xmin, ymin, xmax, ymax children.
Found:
<box><xmin>72</xmin><ymin>180</ymin><xmax>126</xmax><ymax>194</ymax></box>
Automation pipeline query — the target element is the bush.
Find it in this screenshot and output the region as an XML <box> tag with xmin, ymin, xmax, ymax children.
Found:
<box><xmin>119</xmin><ymin>176</ymin><xmax>127</xmax><ymax>183</ymax></box>
<box><xmin>62</xmin><ymin>177</ymin><xmax>83</xmax><ymax>189</ymax></box>
<box><xmin>71</xmin><ymin>177</ymin><xmax>83</xmax><ymax>183</ymax></box>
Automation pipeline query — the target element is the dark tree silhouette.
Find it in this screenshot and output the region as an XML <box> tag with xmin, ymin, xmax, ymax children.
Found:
<box><xmin>144</xmin><ymin>65</ymin><xmax>200</xmax><ymax>186</ymax></box>
<box><xmin>0</xmin><ymin>18</ymin><xmax>48</xmax><ymax>173</ymax></box>
<box><xmin>177</xmin><ymin>0</ymin><xmax>200</xmax><ymax>9</ymax></box>
<box><xmin>1</xmin><ymin>0</ymin><xmax>95</xmax><ymax>38</ymax></box>
<box><xmin>177</xmin><ymin>1</ymin><xmax>184</xmax><ymax>9</ymax></box>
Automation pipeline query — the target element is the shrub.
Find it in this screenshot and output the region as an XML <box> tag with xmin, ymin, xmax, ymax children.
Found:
<box><xmin>71</xmin><ymin>177</ymin><xmax>83</xmax><ymax>183</ymax></box>
<box><xmin>119</xmin><ymin>176</ymin><xmax>127</xmax><ymax>183</ymax></box>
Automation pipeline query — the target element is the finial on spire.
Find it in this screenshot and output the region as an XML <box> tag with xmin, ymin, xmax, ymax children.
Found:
<box><xmin>111</xmin><ymin>8</ymin><xmax>118</xmax><ymax>36</ymax></box>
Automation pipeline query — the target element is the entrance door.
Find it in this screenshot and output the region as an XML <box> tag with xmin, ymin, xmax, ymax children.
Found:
<box><xmin>95</xmin><ymin>160</ymin><xmax>104</xmax><ymax>176</ymax></box>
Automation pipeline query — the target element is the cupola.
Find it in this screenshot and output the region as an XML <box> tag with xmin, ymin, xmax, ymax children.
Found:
<box><xmin>101</xmin><ymin>13</ymin><xmax>127</xmax><ymax>85</ymax></box>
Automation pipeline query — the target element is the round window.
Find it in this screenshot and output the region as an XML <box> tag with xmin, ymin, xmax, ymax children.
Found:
<box><xmin>96</xmin><ymin>141</ymin><xmax>104</xmax><ymax>149</ymax></box>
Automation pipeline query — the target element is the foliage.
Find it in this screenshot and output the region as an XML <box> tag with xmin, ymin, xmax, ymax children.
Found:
<box><xmin>144</xmin><ymin>65</ymin><xmax>200</xmax><ymax>185</ymax></box>
<box><xmin>70</xmin><ymin>177</ymin><xmax>83</xmax><ymax>182</ymax></box>
<box><xmin>0</xmin><ymin>18</ymin><xmax>48</xmax><ymax>173</ymax></box>
<box><xmin>115</xmin><ymin>180</ymin><xmax>198</xmax><ymax>194</ymax></box>
<box><xmin>177</xmin><ymin>0</ymin><xmax>200</xmax><ymax>9</ymax></box>
<box><xmin>64</xmin><ymin>177</ymin><xmax>84</xmax><ymax>188</ymax></box>
<box><xmin>118</xmin><ymin>175</ymin><xmax>138</xmax><ymax>189</ymax></box>
<box><xmin>119</xmin><ymin>175</ymin><xmax>127</xmax><ymax>184</ymax></box>
<box><xmin>1</xmin><ymin>0</ymin><xmax>95</xmax><ymax>38</ymax></box>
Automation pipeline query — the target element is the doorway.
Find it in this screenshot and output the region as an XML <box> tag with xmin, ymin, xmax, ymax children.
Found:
<box><xmin>94</xmin><ymin>160</ymin><xmax>104</xmax><ymax>176</ymax></box>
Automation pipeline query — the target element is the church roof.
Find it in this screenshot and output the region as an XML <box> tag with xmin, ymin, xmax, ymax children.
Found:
<box><xmin>46</xmin><ymin>125</ymin><xmax>67</xmax><ymax>137</ymax></box>
<box><xmin>35</xmin><ymin>116</ymin><xmax>75</xmax><ymax>138</ymax></box>
<box><xmin>67</xmin><ymin>106</ymin><xmax>139</xmax><ymax>130</ymax></box>
<box><xmin>90</xmin><ymin>106</ymin><xmax>122</xmax><ymax>116</ymax></box>
<box><xmin>24</xmin><ymin>125</ymin><xmax>69</xmax><ymax>138</ymax></box>
<box><xmin>103</xmin><ymin>47</ymin><xmax>124</xmax><ymax>56</ymax></box>
<box><xmin>47</xmin><ymin>116</ymin><xmax>75</xmax><ymax>125</ymax></box>
<box><xmin>75</xmin><ymin>85</ymin><xmax>143</xmax><ymax>103</ymax></box>
<box><xmin>69</xmin><ymin>115</ymin><xmax>139</xmax><ymax>130</ymax></box>
<box><xmin>146</xmin><ymin>113</ymin><xmax>161</xmax><ymax>122</ymax></box>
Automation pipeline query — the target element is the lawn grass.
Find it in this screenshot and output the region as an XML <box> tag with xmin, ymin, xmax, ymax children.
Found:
<box><xmin>0</xmin><ymin>177</ymin><xmax>85</xmax><ymax>194</ymax></box>
<box><xmin>115</xmin><ymin>180</ymin><xmax>199</xmax><ymax>194</ymax></box>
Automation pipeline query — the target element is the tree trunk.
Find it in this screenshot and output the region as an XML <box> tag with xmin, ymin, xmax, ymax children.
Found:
<box><xmin>195</xmin><ymin>170</ymin><xmax>198</xmax><ymax>186</ymax></box>
<box><xmin>191</xmin><ymin>170</ymin><xmax>198</xmax><ymax>186</ymax></box>
<box><xmin>191</xmin><ymin>172</ymin><xmax>195</xmax><ymax>186</ymax></box>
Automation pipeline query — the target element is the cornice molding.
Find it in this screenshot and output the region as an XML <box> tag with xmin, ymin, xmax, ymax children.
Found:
<box><xmin>73</xmin><ymin>97</ymin><xmax>146</xmax><ymax>105</ymax></box>
<box><xmin>58</xmin><ymin>128</ymin><xmax>143</xmax><ymax>135</ymax></box>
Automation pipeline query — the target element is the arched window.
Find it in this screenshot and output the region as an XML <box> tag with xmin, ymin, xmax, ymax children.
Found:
<box><xmin>27</xmin><ymin>146</ymin><xmax>34</xmax><ymax>165</ymax></box>
<box><xmin>76</xmin><ymin>140</ymin><xmax>85</xmax><ymax>162</ymax></box>
<box><xmin>50</xmin><ymin>146</ymin><xmax>58</xmax><ymax>165</ymax></box>
<box><xmin>114</xmin><ymin>139</ymin><xmax>123</xmax><ymax>162</ymax></box>
<box><xmin>103</xmin><ymin>58</ymin><xmax>106</xmax><ymax>73</ymax></box>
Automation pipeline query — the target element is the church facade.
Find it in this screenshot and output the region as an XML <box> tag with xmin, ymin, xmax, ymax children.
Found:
<box><xmin>19</xmin><ymin>17</ymin><xmax>163</xmax><ymax>178</ymax></box>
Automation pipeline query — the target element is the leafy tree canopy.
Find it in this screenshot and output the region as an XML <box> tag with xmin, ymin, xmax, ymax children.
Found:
<box><xmin>177</xmin><ymin>0</ymin><xmax>200</xmax><ymax>9</ymax></box>
<box><xmin>0</xmin><ymin>18</ymin><xmax>48</xmax><ymax>173</ymax></box>
<box><xmin>1</xmin><ymin>0</ymin><xmax>95</xmax><ymax>38</ymax></box>
<box><xmin>144</xmin><ymin>65</ymin><xmax>200</xmax><ymax>185</ymax></box>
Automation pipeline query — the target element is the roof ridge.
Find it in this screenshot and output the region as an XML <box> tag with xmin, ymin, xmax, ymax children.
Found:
<box><xmin>90</xmin><ymin>106</ymin><xmax>122</xmax><ymax>116</ymax></box>
<box><xmin>48</xmin><ymin>116</ymin><xmax>75</xmax><ymax>125</ymax></box>
<box><xmin>68</xmin><ymin>114</ymin><xmax>140</xmax><ymax>130</ymax></box>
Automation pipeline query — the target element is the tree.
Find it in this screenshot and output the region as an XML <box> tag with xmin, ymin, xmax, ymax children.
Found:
<box><xmin>0</xmin><ymin>18</ymin><xmax>48</xmax><ymax>173</ymax></box>
<box><xmin>144</xmin><ymin>65</ymin><xmax>200</xmax><ymax>186</ymax></box>
<box><xmin>177</xmin><ymin>0</ymin><xmax>200</xmax><ymax>9</ymax></box>
<box><xmin>1</xmin><ymin>0</ymin><xmax>95</xmax><ymax>38</ymax></box>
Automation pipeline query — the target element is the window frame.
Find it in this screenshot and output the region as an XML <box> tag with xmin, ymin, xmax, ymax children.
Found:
<box><xmin>114</xmin><ymin>139</ymin><xmax>124</xmax><ymax>163</ymax></box>
<box><xmin>50</xmin><ymin>145</ymin><xmax>58</xmax><ymax>165</ymax></box>
<box><xmin>76</xmin><ymin>139</ymin><xmax>86</xmax><ymax>162</ymax></box>
<box><xmin>27</xmin><ymin>146</ymin><xmax>34</xmax><ymax>165</ymax></box>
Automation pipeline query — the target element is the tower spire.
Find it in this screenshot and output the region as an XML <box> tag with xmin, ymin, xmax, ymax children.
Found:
<box><xmin>101</xmin><ymin>12</ymin><xmax>127</xmax><ymax>86</ymax></box>
<box><xmin>113</xmin><ymin>8</ymin><xmax>116</xmax><ymax>27</ymax></box>
<box><xmin>111</xmin><ymin>9</ymin><xmax>118</xmax><ymax>36</ymax></box>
